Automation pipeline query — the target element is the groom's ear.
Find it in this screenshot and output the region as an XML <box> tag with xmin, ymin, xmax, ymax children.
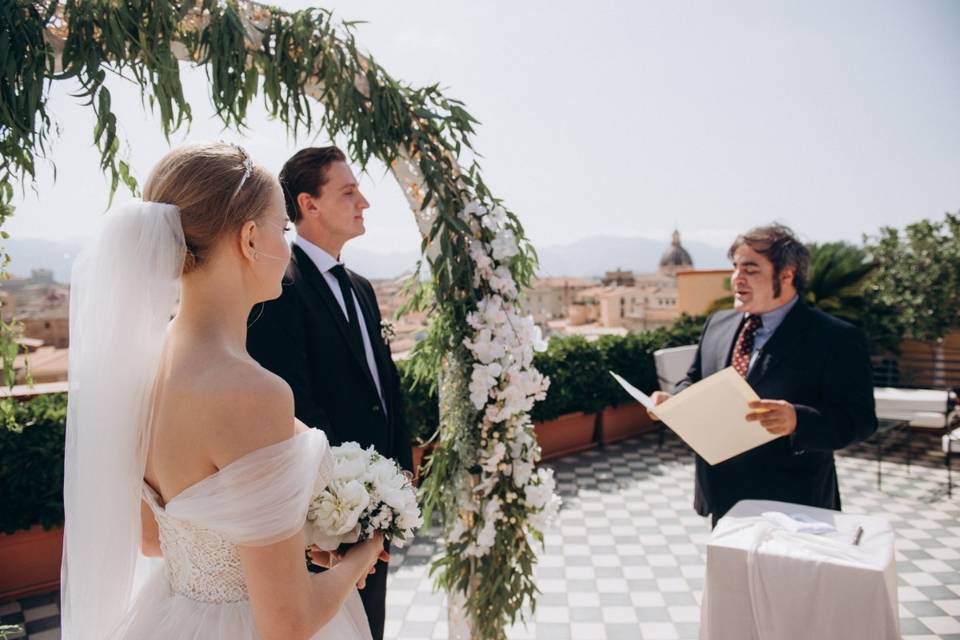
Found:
<box><xmin>296</xmin><ymin>192</ymin><xmax>317</xmax><ymax>220</ymax></box>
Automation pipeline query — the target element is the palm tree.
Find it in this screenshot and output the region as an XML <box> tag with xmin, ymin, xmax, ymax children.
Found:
<box><xmin>804</xmin><ymin>242</ymin><xmax>876</xmax><ymax>324</ymax></box>
<box><xmin>705</xmin><ymin>242</ymin><xmax>876</xmax><ymax>324</ymax></box>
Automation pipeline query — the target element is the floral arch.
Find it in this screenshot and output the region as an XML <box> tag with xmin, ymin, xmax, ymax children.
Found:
<box><xmin>1</xmin><ymin>2</ymin><xmax>559</xmax><ymax>638</ymax></box>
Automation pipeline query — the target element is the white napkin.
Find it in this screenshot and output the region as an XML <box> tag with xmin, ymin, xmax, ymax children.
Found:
<box><xmin>761</xmin><ymin>511</ymin><xmax>861</xmax><ymax>545</ymax></box>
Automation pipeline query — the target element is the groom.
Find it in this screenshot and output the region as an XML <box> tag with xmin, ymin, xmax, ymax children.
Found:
<box><xmin>652</xmin><ymin>224</ymin><xmax>877</xmax><ymax>526</ymax></box>
<box><xmin>247</xmin><ymin>146</ymin><xmax>411</xmax><ymax>640</ymax></box>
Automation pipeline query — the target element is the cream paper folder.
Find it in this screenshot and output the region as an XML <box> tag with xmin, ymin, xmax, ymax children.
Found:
<box><xmin>609</xmin><ymin>367</ymin><xmax>779</xmax><ymax>465</ymax></box>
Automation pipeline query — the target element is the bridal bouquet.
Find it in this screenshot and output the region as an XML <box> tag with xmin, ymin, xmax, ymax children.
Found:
<box><xmin>304</xmin><ymin>442</ymin><xmax>422</xmax><ymax>551</ymax></box>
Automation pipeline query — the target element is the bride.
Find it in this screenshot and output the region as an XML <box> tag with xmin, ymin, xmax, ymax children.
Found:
<box><xmin>60</xmin><ymin>142</ymin><xmax>385</xmax><ymax>639</ymax></box>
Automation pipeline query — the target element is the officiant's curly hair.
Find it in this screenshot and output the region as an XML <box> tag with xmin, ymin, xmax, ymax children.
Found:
<box><xmin>143</xmin><ymin>142</ymin><xmax>277</xmax><ymax>274</ymax></box>
<box><xmin>278</xmin><ymin>146</ymin><xmax>347</xmax><ymax>224</ymax></box>
<box><xmin>729</xmin><ymin>224</ymin><xmax>810</xmax><ymax>298</ymax></box>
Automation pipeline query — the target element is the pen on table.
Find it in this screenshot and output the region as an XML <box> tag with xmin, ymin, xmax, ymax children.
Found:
<box><xmin>852</xmin><ymin>525</ymin><xmax>864</xmax><ymax>546</ymax></box>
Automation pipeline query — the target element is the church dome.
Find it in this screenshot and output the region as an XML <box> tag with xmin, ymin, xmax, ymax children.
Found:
<box><xmin>659</xmin><ymin>230</ymin><xmax>693</xmax><ymax>270</ymax></box>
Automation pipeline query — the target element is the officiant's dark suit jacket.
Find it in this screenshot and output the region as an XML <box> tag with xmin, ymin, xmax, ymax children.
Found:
<box><xmin>246</xmin><ymin>244</ymin><xmax>412</xmax><ymax>472</ymax></box>
<box><xmin>676</xmin><ymin>301</ymin><xmax>877</xmax><ymax>525</ymax></box>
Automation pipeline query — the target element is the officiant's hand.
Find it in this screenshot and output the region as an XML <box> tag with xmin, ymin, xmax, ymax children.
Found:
<box><xmin>647</xmin><ymin>391</ymin><xmax>672</xmax><ymax>421</ymax></box>
<box><xmin>746</xmin><ymin>400</ymin><xmax>797</xmax><ymax>436</ymax></box>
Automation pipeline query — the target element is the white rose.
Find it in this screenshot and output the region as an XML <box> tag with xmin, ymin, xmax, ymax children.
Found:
<box><xmin>319</xmin><ymin>480</ymin><xmax>370</xmax><ymax>533</ymax></box>
<box><xmin>333</xmin><ymin>455</ymin><xmax>369</xmax><ymax>481</ymax></box>
<box><xmin>333</xmin><ymin>441</ymin><xmax>368</xmax><ymax>460</ymax></box>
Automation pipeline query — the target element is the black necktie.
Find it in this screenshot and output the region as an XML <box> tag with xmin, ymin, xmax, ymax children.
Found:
<box><xmin>329</xmin><ymin>263</ymin><xmax>367</xmax><ymax>358</ymax></box>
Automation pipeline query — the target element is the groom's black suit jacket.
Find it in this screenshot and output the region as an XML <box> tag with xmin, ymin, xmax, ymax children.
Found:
<box><xmin>676</xmin><ymin>301</ymin><xmax>877</xmax><ymax>523</ymax></box>
<box><xmin>247</xmin><ymin>243</ymin><xmax>412</xmax><ymax>472</ymax></box>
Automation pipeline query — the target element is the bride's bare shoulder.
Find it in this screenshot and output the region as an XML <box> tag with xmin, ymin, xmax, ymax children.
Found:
<box><xmin>171</xmin><ymin>357</ymin><xmax>296</xmax><ymax>470</ymax></box>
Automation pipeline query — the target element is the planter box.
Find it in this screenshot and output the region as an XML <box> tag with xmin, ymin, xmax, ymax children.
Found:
<box><xmin>534</xmin><ymin>412</ymin><xmax>598</xmax><ymax>461</ymax></box>
<box><xmin>411</xmin><ymin>443</ymin><xmax>435</xmax><ymax>485</ymax></box>
<box><xmin>0</xmin><ymin>525</ymin><xmax>63</xmax><ymax>602</ymax></box>
<box><xmin>599</xmin><ymin>401</ymin><xmax>656</xmax><ymax>444</ymax></box>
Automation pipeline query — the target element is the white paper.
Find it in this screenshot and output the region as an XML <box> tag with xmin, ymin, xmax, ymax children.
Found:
<box><xmin>608</xmin><ymin>371</ymin><xmax>657</xmax><ymax>411</ymax></box>
<box><xmin>610</xmin><ymin>367</ymin><xmax>778</xmax><ymax>465</ymax></box>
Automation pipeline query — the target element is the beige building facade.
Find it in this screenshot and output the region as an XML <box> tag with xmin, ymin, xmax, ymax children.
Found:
<box><xmin>676</xmin><ymin>269</ymin><xmax>731</xmax><ymax>316</ymax></box>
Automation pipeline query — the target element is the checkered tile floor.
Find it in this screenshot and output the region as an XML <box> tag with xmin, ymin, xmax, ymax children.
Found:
<box><xmin>3</xmin><ymin>429</ymin><xmax>958</xmax><ymax>639</ymax></box>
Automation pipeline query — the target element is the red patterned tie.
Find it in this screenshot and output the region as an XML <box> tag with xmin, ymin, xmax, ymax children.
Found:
<box><xmin>731</xmin><ymin>315</ymin><xmax>763</xmax><ymax>377</ymax></box>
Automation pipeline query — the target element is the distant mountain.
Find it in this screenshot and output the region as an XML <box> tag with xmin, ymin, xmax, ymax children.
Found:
<box><xmin>5</xmin><ymin>238</ymin><xmax>83</xmax><ymax>283</ymax></box>
<box><xmin>3</xmin><ymin>234</ymin><xmax>728</xmax><ymax>282</ymax></box>
<box><xmin>341</xmin><ymin>246</ymin><xmax>421</xmax><ymax>280</ymax></box>
<box><xmin>534</xmin><ymin>235</ymin><xmax>729</xmax><ymax>278</ymax></box>
<box><xmin>345</xmin><ymin>235</ymin><xmax>730</xmax><ymax>280</ymax></box>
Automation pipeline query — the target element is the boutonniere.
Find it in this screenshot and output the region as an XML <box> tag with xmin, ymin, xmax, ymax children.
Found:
<box><xmin>380</xmin><ymin>319</ymin><xmax>396</xmax><ymax>343</ymax></box>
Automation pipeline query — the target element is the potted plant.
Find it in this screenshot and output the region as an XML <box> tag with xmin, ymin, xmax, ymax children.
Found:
<box><xmin>531</xmin><ymin>336</ymin><xmax>605</xmax><ymax>460</ymax></box>
<box><xmin>0</xmin><ymin>393</ymin><xmax>67</xmax><ymax>601</ymax></box>
<box><xmin>397</xmin><ymin>360</ymin><xmax>438</xmax><ymax>484</ymax></box>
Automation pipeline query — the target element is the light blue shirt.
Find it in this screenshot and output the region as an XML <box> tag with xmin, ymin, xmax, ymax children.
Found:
<box><xmin>746</xmin><ymin>295</ymin><xmax>799</xmax><ymax>373</ymax></box>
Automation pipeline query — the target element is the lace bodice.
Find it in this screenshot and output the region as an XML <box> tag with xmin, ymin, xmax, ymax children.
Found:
<box><xmin>141</xmin><ymin>429</ymin><xmax>334</xmax><ymax>605</ymax></box>
<box><xmin>143</xmin><ymin>485</ymin><xmax>248</xmax><ymax>603</ymax></box>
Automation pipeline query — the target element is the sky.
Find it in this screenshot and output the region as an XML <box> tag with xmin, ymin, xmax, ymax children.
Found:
<box><xmin>9</xmin><ymin>0</ymin><xmax>960</xmax><ymax>258</ymax></box>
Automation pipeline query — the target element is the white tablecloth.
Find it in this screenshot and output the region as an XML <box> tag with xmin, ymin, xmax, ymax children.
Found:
<box><xmin>700</xmin><ymin>500</ymin><xmax>899</xmax><ymax>640</ymax></box>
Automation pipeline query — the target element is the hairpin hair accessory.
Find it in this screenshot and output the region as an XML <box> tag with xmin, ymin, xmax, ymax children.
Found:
<box><xmin>230</xmin><ymin>142</ymin><xmax>254</xmax><ymax>198</ymax></box>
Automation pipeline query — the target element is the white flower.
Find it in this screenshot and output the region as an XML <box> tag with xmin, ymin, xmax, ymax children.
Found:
<box><xmin>469</xmin><ymin>362</ymin><xmax>502</xmax><ymax>410</ymax></box>
<box><xmin>481</xmin><ymin>205</ymin><xmax>508</xmax><ymax>231</ymax></box>
<box><xmin>464</xmin><ymin>328</ymin><xmax>507</xmax><ymax>365</ymax></box>
<box><xmin>481</xmin><ymin>441</ymin><xmax>507</xmax><ymax>474</ymax></box>
<box><xmin>464</xmin><ymin>496</ymin><xmax>503</xmax><ymax>557</ymax></box>
<box><xmin>332</xmin><ymin>441</ymin><xmax>369</xmax><ymax>460</ymax></box>
<box><xmin>488</xmin><ymin>266</ymin><xmax>518</xmax><ymax>299</ymax></box>
<box><xmin>490</xmin><ymin>229</ymin><xmax>518</xmax><ymax>262</ymax></box>
<box><xmin>306</xmin><ymin>479</ymin><xmax>370</xmax><ymax>550</ymax></box>
<box><xmin>333</xmin><ymin>454</ymin><xmax>369</xmax><ymax>482</ymax></box>
<box><xmin>524</xmin><ymin>468</ymin><xmax>562</xmax><ymax>533</ymax></box>
<box><xmin>448</xmin><ymin>516</ymin><xmax>467</xmax><ymax>543</ymax></box>
<box><xmin>512</xmin><ymin>459</ymin><xmax>534</xmax><ymax>487</ymax></box>
<box><xmin>306</xmin><ymin>442</ymin><xmax>422</xmax><ymax>551</ymax></box>
<box><xmin>462</xmin><ymin>200</ymin><xmax>485</xmax><ymax>219</ymax></box>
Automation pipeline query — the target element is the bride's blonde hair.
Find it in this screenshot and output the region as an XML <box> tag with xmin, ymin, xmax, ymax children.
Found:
<box><xmin>144</xmin><ymin>142</ymin><xmax>276</xmax><ymax>274</ymax></box>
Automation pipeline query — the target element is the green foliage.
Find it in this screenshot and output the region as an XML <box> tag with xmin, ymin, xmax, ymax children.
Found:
<box><xmin>0</xmin><ymin>393</ymin><xmax>67</xmax><ymax>535</ymax></box>
<box><xmin>533</xmin><ymin>316</ymin><xmax>706</xmax><ymax>423</ymax></box>
<box><xmin>396</xmin><ymin>358</ymin><xmax>438</xmax><ymax>444</ymax></box>
<box><xmin>531</xmin><ymin>336</ymin><xmax>607</xmax><ymax>421</ymax></box>
<box><xmin>865</xmin><ymin>212</ymin><xmax>960</xmax><ymax>344</ymax></box>
<box><xmin>0</xmin><ymin>1</ymin><xmax>56</xmax><ymax>197</ymax></box>
<box><xmin>595</xmin><ymin>333</ymin><xmax>658</xmax><ymax>408</ymax></box>
<box><xmin>804</xmin><ymin>242</ymin><xmax>876</xmax><ymax>325</ymax></box>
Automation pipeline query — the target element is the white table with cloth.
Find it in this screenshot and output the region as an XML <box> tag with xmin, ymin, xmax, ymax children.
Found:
<box><xmin>699</xmin><ymin>499</ymin><xmax>900</xmax><ymax>640</ymax></box>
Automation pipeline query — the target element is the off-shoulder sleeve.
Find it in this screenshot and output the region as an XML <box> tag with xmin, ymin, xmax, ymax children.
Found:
<box><xmin>165</xmin><ymin>429</ymin><xmax>335</xmax><ymax>546</ymax></box>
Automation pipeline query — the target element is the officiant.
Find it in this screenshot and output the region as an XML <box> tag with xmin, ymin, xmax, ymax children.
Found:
<box><xmin>651</xmin><ymin>224</ymin><xmax>877</xmax><ymax>526</ymax></box>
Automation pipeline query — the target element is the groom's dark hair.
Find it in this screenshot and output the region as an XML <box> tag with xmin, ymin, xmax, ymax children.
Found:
<box><xmin>279</xmin><ymin>146</ymin><xmax>347</xmax><ymax>223</ymax></box>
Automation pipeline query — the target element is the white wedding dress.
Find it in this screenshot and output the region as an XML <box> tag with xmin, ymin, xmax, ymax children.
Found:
<box><xmin>112</xmin><ymin>429</ymin><xmax>372</xmax><ymax>640</ymax></box>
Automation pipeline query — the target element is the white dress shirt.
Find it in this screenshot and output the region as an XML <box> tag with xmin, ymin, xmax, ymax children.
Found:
<box><xmin>295</xmin><ymin>235</ymin><xmax>386</xmax><ymax>413</ymax></box>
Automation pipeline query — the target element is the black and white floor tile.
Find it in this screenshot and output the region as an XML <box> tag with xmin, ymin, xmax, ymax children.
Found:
<box><xmin>2</xmin><ymin>429</ymin><xmax>957</xmax><ymax>639</ymax></box>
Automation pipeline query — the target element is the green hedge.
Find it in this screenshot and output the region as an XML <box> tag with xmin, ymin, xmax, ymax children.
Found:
<box><xmin>0</xmin><ymin>317</ymin><xmax>705</xmax><ymax>534</ymax></box>
<box><xmin>530</xmin><ymin>314</ymin><xmax>705</xmax><ymax>422</ymax></box>
<box><xmin>396</xmin><ymin>359</ymin><xmax>439</xmax><ymax>444</ymax></box>
<box><xmin>0</xmin><ymin>393</ymin><xmax>66</xmax><ymax>534</ymax></box>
